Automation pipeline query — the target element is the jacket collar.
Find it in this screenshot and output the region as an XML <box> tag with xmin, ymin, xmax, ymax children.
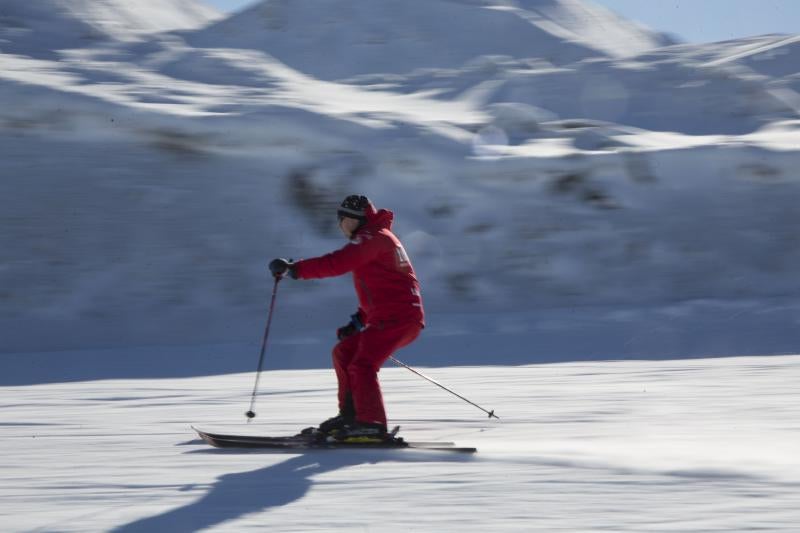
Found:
<box><xmin>354</xmin><ymin>204</ymin><xmax>393</xmax><ymax>236</ymax></box>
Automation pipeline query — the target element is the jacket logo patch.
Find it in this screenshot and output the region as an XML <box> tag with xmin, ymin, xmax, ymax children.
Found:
<box><xmin>395</xmin><ymin>245</ymin><xmax>410</xmax><ymax>267</ymax></box>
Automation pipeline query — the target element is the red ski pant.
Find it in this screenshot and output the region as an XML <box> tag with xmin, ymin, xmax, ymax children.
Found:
<box><xmin>332</xmin><ymin>320</ymin><xmax>422</xmax><ymax>427</ymax></box>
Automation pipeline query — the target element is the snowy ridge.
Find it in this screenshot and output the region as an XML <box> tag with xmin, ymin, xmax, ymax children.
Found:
<box><xmin>642</xmin><ymin>33</ymin><xmax>800</xmax><ymax>77</ymax></box>
<box><xmin>0</xmin><ymin>0</ymin><xmax>220</xmax><ymax>57</ymax></box>
<box><xmin>511</xmin><ymin>0</ymin><xmax>674</xmax><ymax>57</ymax></box>
<box><xmin>188</xmin><ymin>0</ymin><xmax>667</xmax><ymax>80</ymax></box>
<box><xmin>701</xmin><ymin>34</ymin><xmax>800</xmax><ymax>70</ymax></box>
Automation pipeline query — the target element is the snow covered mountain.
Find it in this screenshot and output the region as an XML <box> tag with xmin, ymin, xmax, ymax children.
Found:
<box><xmin>644</xmin><ymin>34</ymin><xmax>800</xmax><ymax>79</ymax></box>
<box><xmin>0</xmin><ymin>0</ymin><xmax>221</xmax><ymax>57</ymax></box>
<box><xmin>637</xmin><ymin>34</ymin><xmax>800</xmax><ymax>97</ymax></box>
<box><xmin>187</xmin><ymin>0</ymin><xmax>670</xmax><ymax>79</ymax></box>
<box><xmin>1</xmin><ymin>0</ymin><xmax>799</xmax><ymax>360</ymax></box>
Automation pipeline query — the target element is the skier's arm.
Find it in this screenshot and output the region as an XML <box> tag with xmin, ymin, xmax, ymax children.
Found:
<box><xmin>294</xmin><ymin>235</ymin><xmax>381</xmax><ymax>280</ymax></box>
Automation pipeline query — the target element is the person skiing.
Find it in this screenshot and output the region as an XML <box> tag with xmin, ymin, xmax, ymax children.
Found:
<box><xmin>269</xmin><ymin>195</ymin><xmax>425</xmax><ymax>442</ymax></box>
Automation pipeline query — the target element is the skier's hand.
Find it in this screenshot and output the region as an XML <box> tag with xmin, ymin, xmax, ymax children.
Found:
<box><xmin>269</xmin><ymin>258</ymin><xmax>296</xmax><ymax>279</ymax></box>
<box><xmin>336</xmin><ymin>322</ymin><xmax>357</xmax><ymax>340</ymax></box>
<box><xmin>336</xmin><ymin>312</ymin><xmax>364</xmax><ymax>340</ymax></box>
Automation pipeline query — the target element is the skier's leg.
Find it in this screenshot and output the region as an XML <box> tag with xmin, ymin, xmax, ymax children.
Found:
<box><xmin>332</xmin><ymin>333</ymin><xmax>360</xmax><ymax>413</ymax></box>
<box><xmin>349</xmin><ymin>321</ymin><xmax>422</xmax><ymax>427</ymax></box>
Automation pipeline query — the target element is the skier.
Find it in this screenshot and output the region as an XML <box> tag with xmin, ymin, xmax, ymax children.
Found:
<box><xmin>269</xmin><ymin>195</ymin><xmax>425</xmax><ymax>441</ymax></box>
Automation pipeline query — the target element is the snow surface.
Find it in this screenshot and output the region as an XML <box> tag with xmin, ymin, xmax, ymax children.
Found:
<box><xmin>2</xmin><ymin>1</ymin><xmax>800</xmax><ymax>529</ymax></box>
<box><xmin>3</xmin><ymin>355</ymin><xmax>800</xmax><ymax>531</ymax></box>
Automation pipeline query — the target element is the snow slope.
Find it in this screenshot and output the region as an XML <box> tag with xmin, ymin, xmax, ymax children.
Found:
<box><xmin>2</xmin><ymin>355</ymin><xmax>800</xmax><ymax>531</ymax></box>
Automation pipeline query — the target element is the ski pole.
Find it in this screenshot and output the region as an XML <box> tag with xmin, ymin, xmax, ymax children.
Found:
<box><xmin>389</xmin><ymin>356</ymin><xmax>499</xmax><ymax>419</ymax></box>
<box><xmin>245</xmin><ymin>275</ymin><xmax>281</xmax><ymax>423</ymax></box>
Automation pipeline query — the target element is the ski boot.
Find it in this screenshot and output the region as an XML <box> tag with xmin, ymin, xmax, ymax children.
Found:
<box><xmin>317</xmin><ymin>394</ymin><xmax>356</xmax><ymax>434</ymax></box>
<box><xmin>327</xmin><ymin>422</ymin><xmax>394</xmax><ymax>444</ymax></box>
<box><xmin>298</xmin><ymin>412</ymin><xmax>354</xmax><ymax>442</ymax></box>
<box><xmin>318</xmin><ymin>413</ymin><xmax>353</xmax><ymax>434</ymax></box>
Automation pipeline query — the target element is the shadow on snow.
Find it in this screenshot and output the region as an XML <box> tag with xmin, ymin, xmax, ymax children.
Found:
<box><xmin>111</xmin><ymin>448</ymin><xmax>474</xmax><ymax>532</ymax></box>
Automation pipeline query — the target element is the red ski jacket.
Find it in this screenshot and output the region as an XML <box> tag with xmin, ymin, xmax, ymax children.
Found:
<box><xmin>293</xmin><ymin>205</ymin><xmax>425</xmax><ymax>328</ymax></box>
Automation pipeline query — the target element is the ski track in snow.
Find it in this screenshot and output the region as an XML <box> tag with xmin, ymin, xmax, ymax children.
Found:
<box><xmin>2</xmin><ymin>355</ymin><xmax>800</xmax><ymax>532</ymax></box>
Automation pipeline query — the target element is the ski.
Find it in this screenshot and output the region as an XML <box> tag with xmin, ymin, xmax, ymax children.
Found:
<box><xmin>192</xmin><ymin>427</ymin><xmax>477</xmax><ymax>453</ymax></box>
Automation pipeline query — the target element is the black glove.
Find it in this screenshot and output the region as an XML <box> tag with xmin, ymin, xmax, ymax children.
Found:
<box><xmin>336</xmin><ymin>322</ymin><xmax>358</xmax><ymax>340</ymax></box>
<box><xmin>336</xmin><ymin>312</ymin><xmax>365</xmax><ymax>340</ymax></box>
<box><xmin>269</xmin><ymin>258</ymin><xmax>296</xmax><ymax>279</ymax></box>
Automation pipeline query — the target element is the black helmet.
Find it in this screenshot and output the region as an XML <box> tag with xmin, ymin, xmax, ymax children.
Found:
<box><xmin>338</xmin><ymin>194</ymin><xmax>370</xmax><ymax>221</ymax></box>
